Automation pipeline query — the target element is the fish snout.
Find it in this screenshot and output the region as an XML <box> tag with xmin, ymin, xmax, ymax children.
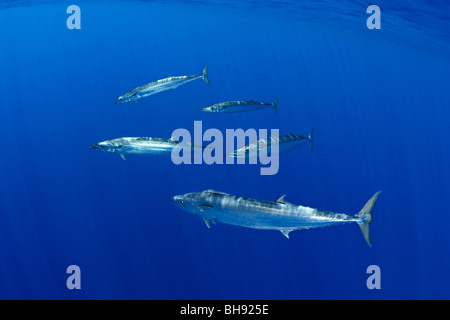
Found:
<box><xmin>114</xmin><ymin>97</ymin><xmax>125</xmax><ymax>104</ymax></box>
<box><xmin>231</xmin><ymin>148</ymin><xmax>248</xmax><ymax>158</ymax></box>
<box><xmin>171</xmin><ymin>195</ymin><xmax>186</xmax><ymax>206</ymax></box>
<box><xmin>90</xmin><ymin>143</ymin><xmax>108</xmax><ymax>151</ymax></box>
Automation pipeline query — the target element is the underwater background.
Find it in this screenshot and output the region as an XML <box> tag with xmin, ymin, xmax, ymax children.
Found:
<box><xmin>0</xmin><ymin>0</ymin><xmax>449</xmax><ymax>299</ymax></box>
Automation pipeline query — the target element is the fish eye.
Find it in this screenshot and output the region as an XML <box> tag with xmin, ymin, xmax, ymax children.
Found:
<box><xmin>180</xmin><ymin>200</ymin><xmax>184</xmax><ymax>204</ymax></box>
<box><xmin>245</xmin><ymin>149</ymin><xmax>249</xmax><ymax>153</ymax></box>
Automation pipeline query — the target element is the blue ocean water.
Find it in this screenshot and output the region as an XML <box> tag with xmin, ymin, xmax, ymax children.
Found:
<box><xmin>0</xmin><ymin>0</ymin><xmax>449</xmax><ymax>300</ymax></box>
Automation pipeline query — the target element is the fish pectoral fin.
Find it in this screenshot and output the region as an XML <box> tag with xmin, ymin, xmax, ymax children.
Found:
<box><xmin>203</xmin><ymin>217</ymin><xmax>211</xmax><ymax>229</ymax></box>
<box><xmin>120</xmin><ymin>154</ymin><xmax>127</xmax><ymax>160</ymax></box>
<box><xmin>197</xmin><ymin>204</ymin><xmax>213</xmax><ymax>212</ymax></box>
<box><xmin>280</xmin><ymin>229</ymin><xmax>294</xmax><ymax>239</ymax></box>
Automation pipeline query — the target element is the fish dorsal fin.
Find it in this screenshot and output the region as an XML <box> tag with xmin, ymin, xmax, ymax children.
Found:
<box><xmin>276</xmin><ymin>194</ymin><xmax>292</xmax><ymax>205</ymax></box>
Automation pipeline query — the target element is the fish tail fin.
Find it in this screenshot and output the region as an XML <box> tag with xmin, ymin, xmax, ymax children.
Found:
<box><xmin>356</xmin><ymin>191</ymin><xmax>382</xmax><ymax>247</ymax></box>
<box><xmin>272</xmin><ymin>96</ymin><xmax>279</xmax><ymax>114</ymax></box>
<box><xmin>202</xmin><ymin>65</ymin><xmax>210</xmax><ymax>86</ymax></box>
<box><xmin>308</xmin><ymin>126</ymin><xmax>314</xmax><ymax>152</ymax></box>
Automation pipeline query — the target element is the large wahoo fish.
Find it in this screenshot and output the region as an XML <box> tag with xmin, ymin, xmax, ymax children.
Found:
<box><xmin>202</xmin><ymin>97</ymin><xmax>278</xmax><ymax>114</ymax></box>
<box><xmin>114</xmin><ymin>65</ymin><xmax>210</xmax><ymax>104</ymax></box>
<box><xmin>172</xmin><ymin>189</ymin><xmax>381</xmax><ymax>246</ymax></box>
<box><xmin>232</xmin><ymin>127</ymin><xmax>314</xmax><ymax>158</ymax></box>
<box><xmin>90</xmin><ymin>137</ymin><xmax>203</xmax><ymax>160</ymax></box>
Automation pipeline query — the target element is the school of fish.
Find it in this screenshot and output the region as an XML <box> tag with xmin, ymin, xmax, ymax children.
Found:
<box><xmin>90</xmin><ymin>65</ymin><xmax>381</xmax><ymax>246</ymax></box>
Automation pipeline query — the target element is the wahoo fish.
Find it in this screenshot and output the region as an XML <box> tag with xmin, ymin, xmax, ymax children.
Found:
<box><xmin>202</xmin><ymin>97</ymin><xmax>278</xmax><ymax>114</ymax></box>
<box><xmin>114</xmin><ymin>65</ymin><xmax>210</xmax><ymax>104</ymax></box>
<box><xmin>172</xmin><ymin>189</ymin><xmax>381</xmax><ymax>246</ymax></box>
<box><xmin>89</xmin><ymin>137</ymin><xmax>203</xmax><ymax>160</ymax></box>
<box><xmin>232</xmin><ymin>127</ymin><xmax>314</xmax><ymax>158</ymax></box>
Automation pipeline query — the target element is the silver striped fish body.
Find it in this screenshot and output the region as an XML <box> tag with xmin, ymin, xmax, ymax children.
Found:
<box><xmin>232</xmin><ymin>131</ymin><xmax>313</xmax><ymax>158</ymax></box>
<box><xmin>172</xmin><ymin>189</ymin><xmax>381</xmax><ymax>244</ymax></box>
<box><xmin>114</xmin><ymin>65</ymin><xmax>209</xmax><ymax>104</ymax></box>
<box><xmin>90</xmin><ymin>137</ymin><xmax>203</xmax><ymax>159</ymax></box>
<box><xmin>203</xmin><ymin>97</ymin><xmax>278</xmax><ymax>113</ymax></box>
<box><xmin>115</xmin><ymin>137</ymin><xmax>178</xmax><ymax>155</ymax></box>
